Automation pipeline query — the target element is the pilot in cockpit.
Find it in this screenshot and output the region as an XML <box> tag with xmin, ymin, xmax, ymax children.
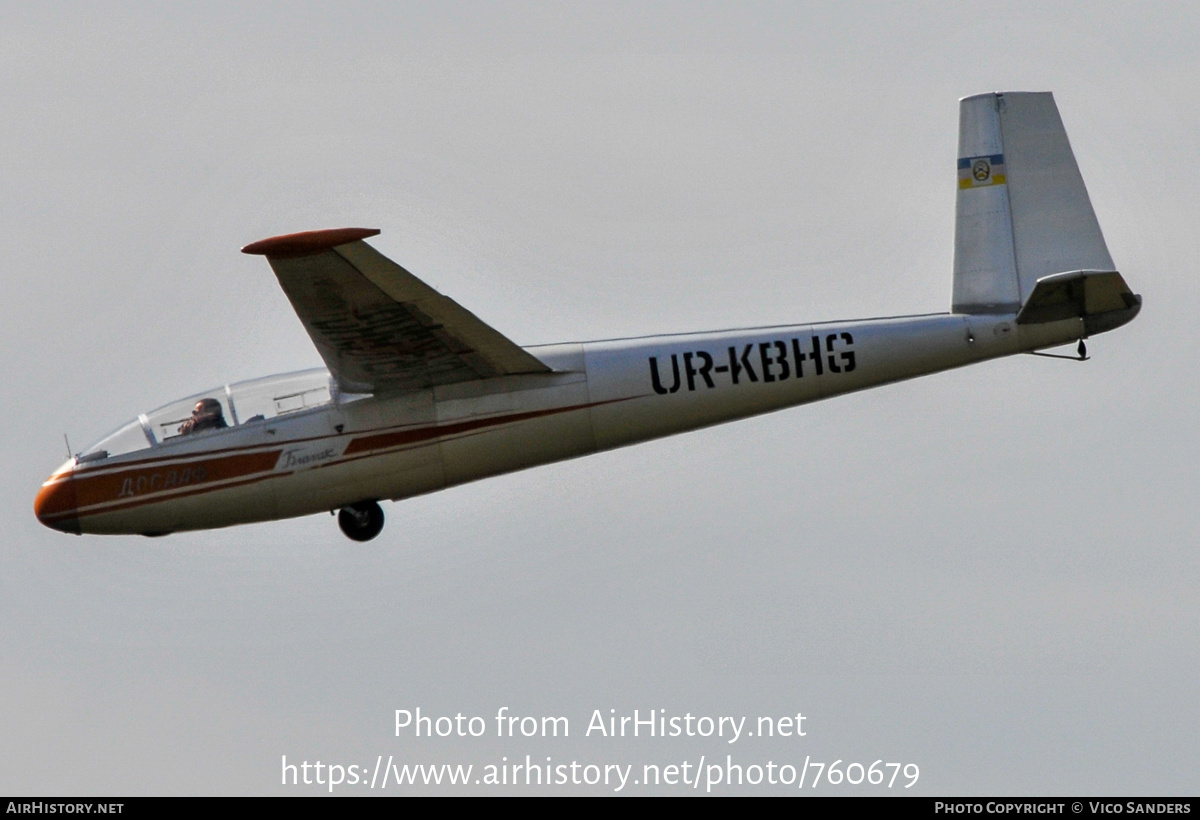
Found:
<box><xmin>178</xmin><ymin>398</ymin><xmax>229</xmax><ymax>436</ymax></box>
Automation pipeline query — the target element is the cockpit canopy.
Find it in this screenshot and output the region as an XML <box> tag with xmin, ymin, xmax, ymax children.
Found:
<box><xmin>79</xmin><ymin>368</ymin><xmax>337</xmax><ymax>462</ymax></box>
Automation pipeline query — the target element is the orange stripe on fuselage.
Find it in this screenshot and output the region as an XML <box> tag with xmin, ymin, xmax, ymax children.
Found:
<box><xmin>39</xmin><ymin>450</ymin><xmax>281</xmax><ymax>522</ymax></box>
<box><xmin>47</xmin><ymin>397</ymin><xmax>633</xmax><ymax>525</ymax></box>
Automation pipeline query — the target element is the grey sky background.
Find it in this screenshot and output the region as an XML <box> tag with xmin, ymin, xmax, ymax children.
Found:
<box><xmin>2</xmin><ymin>1</ymin><xmax>1196</xmax><ymax>794</ymax></box>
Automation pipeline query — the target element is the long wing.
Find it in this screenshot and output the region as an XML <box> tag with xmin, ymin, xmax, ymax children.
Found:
<box><xmin>242</xmin><ymin>227</ymin><xmax>551</xmax><ymax>394</ymax></box>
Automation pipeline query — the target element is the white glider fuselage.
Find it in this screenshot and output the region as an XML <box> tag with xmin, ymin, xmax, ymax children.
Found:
<box><xmin>37</xmin><ymin>311</ymin><xmax>1085</xmax><ymax>536</ymax></box>
<box><xmin>35</xmin><ymin>91</ymin><xmax>1143</xmax><ymax>539</ymax></box>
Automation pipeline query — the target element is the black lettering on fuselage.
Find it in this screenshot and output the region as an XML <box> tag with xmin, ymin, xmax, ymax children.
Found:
<box><xmin>759</xmin><ymin>340</ymin><xmax>791</xmax><ymax>383</ymax></box>
<box><xmin>759</xmin><ymin>342</ymin><xmax>777</xmax><ymax>383</ymax></box>
<box><xmin>729</xmin><ymin>345</ymin><xmax>758</xmax><ymax>384</ymax></box>
<box><xmin>837</xmin><ymin>332</ymin><xmax>856</xmax><ymax>371</ymax></box>
<box><xmin>826</xmin><ymin>334</ymin><xmax>842</xmax><ymax>373</ymax></box>
<box><xmin>792</xmin><ymin>337</ymin><xmax>808</xmax><ymax>377</ymax></box>
<box><xmin>809</xmin><ymin>336</ymin><xmax>823</xmax><ymax>375</ymax></box>
<box><xmin>683</xmin><ymin>351</ymin><xmax>716</xmax><ymax>391</ymax></box>
<box><xmin>650</xmin><ymin>334</ymin><xmax>857</xmax><ymax>395</ymax></box>
<box><xmin>649</xmin><ymin>355</ymin><xmax>682</xmax><ymax>394</ymax></box>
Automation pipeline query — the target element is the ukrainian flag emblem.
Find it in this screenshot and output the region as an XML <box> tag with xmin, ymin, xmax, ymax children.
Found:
<box><xmin>958</xmin><ymin>154</ymin><xmax>1006</xmax><ymax>189</ymax></box>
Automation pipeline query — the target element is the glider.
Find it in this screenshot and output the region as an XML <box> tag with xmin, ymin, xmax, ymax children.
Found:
<box><xmin>36</xmin><ymin>92</ymin><xmax>1140</xmax><ymax>541</ymax></box>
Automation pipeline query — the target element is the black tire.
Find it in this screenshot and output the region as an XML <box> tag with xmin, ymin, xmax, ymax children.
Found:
<box><xmin>338</xmin><ymin>501</ymin><xmax>385</xmax><ymax>542</ymax></box>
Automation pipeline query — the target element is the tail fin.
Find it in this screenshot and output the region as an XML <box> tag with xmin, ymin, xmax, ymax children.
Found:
<box><xmin>952</xmin><ymin>91</ymin><xmax>1140</xmax><ymax>333</ymax></box>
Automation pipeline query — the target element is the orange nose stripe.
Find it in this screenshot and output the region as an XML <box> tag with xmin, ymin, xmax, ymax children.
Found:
<box><xmin>35</xmin><ymin>477</ymin><xmax>81</xmax><ymax>534</ymax></box>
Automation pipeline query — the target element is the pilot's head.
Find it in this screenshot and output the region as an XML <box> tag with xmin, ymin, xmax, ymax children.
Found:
<box><xmin>193</xmin><ymin>398</ymin><xmax>223</xmax><ymax>421</ymax></box>
<box><xmin>179</xmin><ymin>398</ymin><xmax>228</xmax><ymax>434</ymax></box>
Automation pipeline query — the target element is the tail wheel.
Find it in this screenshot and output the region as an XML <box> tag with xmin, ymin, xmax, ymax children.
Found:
<box><xmin>338</xmin><ymin>500</ymin><xmax>384</xmax><ymax>542</ymax></box>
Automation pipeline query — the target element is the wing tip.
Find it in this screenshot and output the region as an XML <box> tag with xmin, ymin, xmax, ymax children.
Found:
<box><xmin>241</xmin><ymin>227</ymin><xmax>381</xmax><ymax>258</ymax></box>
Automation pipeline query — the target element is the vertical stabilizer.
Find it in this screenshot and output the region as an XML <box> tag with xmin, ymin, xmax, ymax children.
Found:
<box><xmin>952</xmin><ymin>92</ymin><xmax>1114</xmax><ymax>314</ymax></box>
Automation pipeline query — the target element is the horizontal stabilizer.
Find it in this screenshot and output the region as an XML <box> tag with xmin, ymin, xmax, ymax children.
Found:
<box><xmin>1016</xmin><ymin>269</ymin><xmax>1142</xmax><ymax>335</ymax></box>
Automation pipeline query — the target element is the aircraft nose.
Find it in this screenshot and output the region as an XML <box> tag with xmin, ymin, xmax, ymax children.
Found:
<box><xmin>35</xmin><ymin>472</ymin><xmax>82</xmax><ymax>535</ymax></box>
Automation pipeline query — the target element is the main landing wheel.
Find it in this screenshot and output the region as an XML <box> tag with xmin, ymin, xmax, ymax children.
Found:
<box><xmin>338</xmin><ymin>500</ymin><xmax>384</xmax><ymax>542</ymax></box>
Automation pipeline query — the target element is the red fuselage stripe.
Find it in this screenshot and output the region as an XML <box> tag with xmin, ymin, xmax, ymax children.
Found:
<box><xmin>42</xmin><ymin>398</ymin><xmax>629</xmax><ymax>522</ymax></box>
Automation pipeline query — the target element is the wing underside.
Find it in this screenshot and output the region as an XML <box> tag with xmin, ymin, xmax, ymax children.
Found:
<box><xmin>243</xmin><ymin>228</ymin><xmax>550</xmax><ymax>394</ymax></box>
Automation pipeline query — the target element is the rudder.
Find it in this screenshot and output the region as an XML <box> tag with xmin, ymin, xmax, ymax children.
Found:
<box><xmin>952</xmin><ymin>92</ymin><xmax>1121</xmax><ymax>316</ymax></box>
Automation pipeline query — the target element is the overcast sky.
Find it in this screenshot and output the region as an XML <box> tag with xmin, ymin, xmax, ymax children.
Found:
<box><xmin>3</xmin><ymin>1</ymin><xmax>1197</xmax><ymax>795</ymax></box>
